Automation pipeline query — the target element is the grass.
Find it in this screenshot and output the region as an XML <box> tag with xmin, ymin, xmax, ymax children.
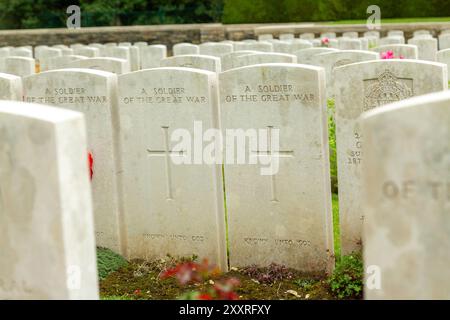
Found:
<box><xmin>324</xmin><ymin>16</ymin><xmax>450</xmax><ymax>25</ymax></box>
<box><xmin>332</xmin><ymin>194</ymin><xmax>340</xmax><ymax>259</ymax></box>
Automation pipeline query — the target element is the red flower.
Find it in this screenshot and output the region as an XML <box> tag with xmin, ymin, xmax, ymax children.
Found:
<box><xmin>198</xmin><ymin>293</ymin><xmax>213</xmax><ymax>300</ymax></box>
<box><xmin>160</xmin><ymin>259</ymin><xmax>220</xmax><ymax>285</ymax></box>
<box><xmin>133</xmin><ymin>289</ymin><xmax>141</xmax><ymax>295</ymax></box>
<box><xmin>87</xmin><ymin>151</ymin><xmax>94</xmax><ymax>180</ymax></box>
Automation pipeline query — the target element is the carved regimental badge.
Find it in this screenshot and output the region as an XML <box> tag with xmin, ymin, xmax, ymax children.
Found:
<box><xmin>363</xmin><ymin>70</ymin><xmax>413</xmax><ymax>111</ymax></box>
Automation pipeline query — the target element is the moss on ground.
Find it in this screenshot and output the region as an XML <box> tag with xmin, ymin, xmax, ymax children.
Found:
<box><xmin>100</xmin><ymin>259</ymin><xmax>334</xmax><ymax>300</ymax></box>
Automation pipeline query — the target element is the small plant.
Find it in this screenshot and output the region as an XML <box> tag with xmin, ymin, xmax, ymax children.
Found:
<box><xmin>241</xmin><ymin>263</ymin><xmax>294</xmax><ymax>284</ymax></box>
<box><xmin>294</xmin><ymin>278</ymin><xmax>316</xmax><ymax>291</ymax></box>
<box><xmin>96</xmin><ymin>247</ymin><xmax>128</xmax><ymax>280</ymax></box>
<box><xmin>328</xmin><ymin>252</ymin><xmax>363</xmax><ymax>299</ymax></box>
<box><xmin>160</xmin><ymin>259</ymin><xmax>240</xmax><ymax>300</ymax></box>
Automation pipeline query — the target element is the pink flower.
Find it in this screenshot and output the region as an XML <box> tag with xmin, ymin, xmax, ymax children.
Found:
<box><xmin>381</xmin><ymin>50</ymin><xmax>395</xmax><ymax>59</ymax></box>
<box><xmin>321</xmin><ymin>37</ymin><xmax>329</xmax><ymax>45</ymax></box>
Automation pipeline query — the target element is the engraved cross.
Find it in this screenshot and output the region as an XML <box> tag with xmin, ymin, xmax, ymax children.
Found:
<box><xmin>250</xmin><ymin>126</ymin><xmax>294</xmax><ymax>202</ymax></box>
<box><xmin>147</xmin><ymin>126</ymin><xmax>186</xmax><ymax>200</ymax></box>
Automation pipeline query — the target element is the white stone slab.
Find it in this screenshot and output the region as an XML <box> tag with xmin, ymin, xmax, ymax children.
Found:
<box><xmin>173</xmin><ymin>43</ymin><xmax>200</xmax><ymax>56</ymax></box>
<box><xmin>0</xmin><ymin>101</ymin><xmax>99</xmax><ymax>299</ymax></box>
<box><xmin>408</xmin><ymin>37</ymin><xmax>438</xmax><ymax>61</ymax></box>
<box><xmin>117</xmin><ymin>67</ymin><xmax>227</xmax><ymax>270</ymax></box>
<box><xmin>160</xmin><ymin>54</ymin><xmax>221</xmax><ymax>73</ymax></box>
<box><xmin>361</xmin><ymin>90</ymin><xmax>450</xmax><ymax>299</ymax></box>
<box><xmin>23</xmin><ymin>69</ymin><xmax>125</xmax><ymax>255</ymax></box>
<box><xmin>311</xmin><ymin>50</ymin><xmax>379</xmax><ymax>96</ymax></box>
<box><xmin>372</xmin><ymin>44</ymin><xmax>419</xmax><ymax>59</ymax></box>
<box><xmin>141</xmin><ymin>45</ymin><xmax>167</xmax><ymax>69</ymax></box>
<box><xmin>294</xmin><ymin>48</ymin><xmax>339</xmax><ymax>65</ymax></box>
<box><xmin>0</xmin><ymin>73</ymin><xmax>22</xmax><ymax>100</ymax></box>
<box><xmin>230</xmin><ymin>52</ymin><xmax>297</xmax><ymax>68</ymax></box>
<box><xmin>0</xmin><ymin>57</ymin><xmax>35</xmax><ymax>77</ymax></box>
<box><xmin>219</xmin><ymin>64</ymin><xmax>334</xmax><ymax>272</ymax></box>
<box><xmin>68</xmin><ymin>57</ymin><xmax>130</xmax><ymax>74</ymax></box>
<box><xmin>334</xmin><ymin>59</ymin><xmax>448</xmax><ymax>255</ymax></box>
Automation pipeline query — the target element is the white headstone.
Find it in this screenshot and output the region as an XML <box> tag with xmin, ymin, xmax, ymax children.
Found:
<box><xmin>45</xmin><ymin>55</ymin><xmax>87</xmax><ymax>71</ymax></box>
<box><xmin>0</xmin><ymin>57</ymin><xmax>35</xmax><ymax>77</ymax></box>
<box><xmin>173</xmin><ymin>43</ymin><xmax>200</xmax><ymax>56</ymax></box>
<box><xmin>342</xmin><ymin>32</ymin><xmax>358</xmax><ymax>39</ymax></box>
<box><xmin>311</xmin><ymin>50</ymin><xmax>379</xmax><ymax>96</ymax></box>
<box><xmin>11</xmin><ymin>47</ymin><xmax>32</xmax><ymax>58</ymax></box>
<box><xmin>0</xmin><ymin>101</ymin><xmax>99</xmax><ymax>299</ymax></box>
<box><xmin>380</xmin><ymin>36</ymin><xmax>405</xmax><ymax>46</ymax></box>
<box><xmin>128</xmin><ymin>46</ymin><xmax>140</xmax><ymax>72</ymax></box>
<box><xmin>364</xmin><ymin>31</ymin><xmax>380</xmax><ymax>38</ymax></box>
<box><xmin>73</xmin><ymin>47</ymin><xmax>100</xmax><ymax>58</ymax></box>
<box><xmin>117</xmin><ymin>67</ymin><xmax>227</xmax><ymax>270</ymax></box>
<box><xmin>221</xmin><ymin>51</ymin><xmax>259</xmax><ymax>71</ymax></box>
<box><xmin>362</xmin><ymin>90</ymin><xmax>450</xmax><ymax>299</ymax></box>
<box><xmin>23</xmin><ymin>69</ymin><xmax>125</xmax><ymax>255</ymax></box>
<box><xmin>258</xmin><ymin>34</ymin><xmax>273</xmax><ymax>41</ymax></box>
<box><xmin>320</xmin><ymin>32</ymin><xmax>337</xmax><ymax>39</ymax></box>
<box><xmin>300</xmin><ymin>33</ymin><xmax>315</xmax><ymax>40</ymax></box>
<box><xmin>408</xmin><ymin>37</ymin><xmax>438</xmax><ymax>61</ymax></box>
<box><xmin>334</xmin><ymin>59</ymin><xmax>448</xmax><ymax>255</ymax></box>
<box><xmin>437</xmin><ymin>49</ymin><xmax>450</xmax><ymax>75</ymax></box>
<box><xmin>339</xmin><ymin>38</ymin><xmax>362</xmax><ymax>50</ymax></box>
<box><xmin>413</xmin><ymin>29</ymin><xmax>431</xmax><ymax>37</ymax></box>
<box><xmin>279</xmin><ymin>33</ymin><xmax>294</xmax><ymax>41</ymax></box>
<box><xmin>233</xmin><ymin>41</ymin><xmax>273</xmax><ymax>52</ymax></box>
<box><xmin>372</xmin><ymin>44</ymin><xmax>419</xmax><ymax>59</ymax></box>
<box><xmin>387</xmin><ymin>30</ymin><xmax>404</xmax><ymax>37</ymax></box>
<box><xmin>199</xmin><ymin>42</ymin><xmax>233</xmax><ymax>58</ymax></box>
<box><xmin>141</xmin><ymin>45</ymin><xmax>167</xmax><ymax>69</ymax></box>
<box><xmin>230</xmin><ymin>52</ymin><xmax>297</xmax><ymax>69</ymax></box>
<box><xmin>68</xmin><ymin>57</ymin><xmax>130</xmax><ymax>74</ymax></box>
<box><xmin>294</xmin><ymin>47</ymin><xmax>339</xmax><ymax>65</ymax></box>
<box><xmin>160</xmin><ymin>54</ymin><xmax>221</xmax><ymax>73</ymax></box>
<box><xmin>438</xmin><ymin>33</ymin><xmax>450</xmax><ymax>50</ymax></box>
<box><xmin>219</xmin><ymin>64</ymin><xmax>334</xmax><ymax>272</ymax></box>
<box><xmin>0</xmin><ymin>73</ymin><xmax>22</xmax><ymax>100</ymax></box>
<box><xmin>0</xmin><ymin>47</ymin><xmax>10</xmax><ymax>58</ymax></box>
<box><xmin>110</xmin><ymin>47</ymin><xmax>130</xmax><ymax>65</ymax></box>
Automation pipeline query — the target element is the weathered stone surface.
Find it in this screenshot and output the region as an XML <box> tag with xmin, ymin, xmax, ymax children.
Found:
<box><xmin>361</xmin><ymin>90</ymin><xmax>450</xmax><ymax>299</ymax></box>
<box><xmin>219</xmin><ymin>64</ymin><xmax>334</xmax><ymax>272</ymax></box>
<box><xmin>334</xmin><ymin>59</ymin><xmax>448</xmax><ymax>255</ymax></box>
<box><xmin>0</xmin><ymin>101</ymin><xmax>99</xmax><ymax>299</ymax></box>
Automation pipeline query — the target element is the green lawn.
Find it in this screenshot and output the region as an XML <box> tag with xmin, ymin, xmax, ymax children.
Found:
<box><xmin>324</xmin><ymin>16</ymin><xmax>450</xmax><ymax>25</ymax></box>
<box><xmin>332</xmin><ymin>194</ymin><xmax>340</xmax><ymax>260</ymax></box>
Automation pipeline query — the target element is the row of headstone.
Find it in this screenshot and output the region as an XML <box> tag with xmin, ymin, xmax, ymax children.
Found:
<box><xmin>0</xmin><ymin>63</ymin><xmax>334</xmax><ymax>281</ymax></box>
<box><xmin>1</xmin><ymin>40</ymin><xmax>449</xmax><ymax>299</ymax></box>
<box><xmin>2</xmin><ymin>34</ymin><xmax>441</xmax><ymax>80</ymax></box>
